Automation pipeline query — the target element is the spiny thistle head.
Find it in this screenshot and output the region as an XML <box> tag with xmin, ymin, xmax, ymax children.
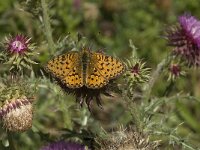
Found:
<box><xmin>167</xmin><ymin>63</ymin><xmax>185</xmax><ymax>81</ymax></box>
<box><xmin>0</xmin><ymin>78</ymin><xmax>36</xmax><ymax>132</ymax></box>
<box><xmin>166</xmin><ymin>14</ymin><xmax>200</xmax><ymax>66</ymax></box>
<box><xmin>96</xmin><ymin>127</ymin><xmax>159</xmax><ymax>150</ymax></box>
<box><xmin>1</xmin><ymin>34</ymin><xmax>38</xmax><ymax>72</ymax></box>
<box><xmin>124</xmin><ymin>58</ymin><xmax>151</xmax><ymax>85</ymax></box>
<box><xmin>0</xmin><ymin>97</ymin><xmax>34</xmax><ymax>132</ymax></box>
<box><xmin>41</xmin><ymin>140</ymin><xmax>86</xmax><ymax>150</ymax></box>
<box><xmin>170</xmin><ymin>64</ymin><xmax>181</xmax><ymax>77</ymax></box>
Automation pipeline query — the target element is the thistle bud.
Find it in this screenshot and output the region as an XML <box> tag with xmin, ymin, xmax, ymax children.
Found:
<box><xmin>96</xmin><ymin>127</ymin><xmax>159</xmax><ymax>150</ymax></box>
<box><xmin>0</xmin><ymin>97</ymin><xmax>33</xmax><ymax>132</ymax></box>
<box><xmin>0</xmin><ymin>78</ymin><xmax>36</xmax><ymax>132</ymax></box>
<box><xmin>167</xmin><ymin>63</ymin><xmax>185</xmax><ymax>81</ymax></box>
<box><xmin>124</xmin><ymin>59</ymin><xmax>151</xmax><ymax>85</ymax></box>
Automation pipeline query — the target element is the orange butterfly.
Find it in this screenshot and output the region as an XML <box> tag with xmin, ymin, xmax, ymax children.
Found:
<box><xmin>46</xmin><ymin>48</ymin><xmax>125</xmax><ymax>89</ymax></box>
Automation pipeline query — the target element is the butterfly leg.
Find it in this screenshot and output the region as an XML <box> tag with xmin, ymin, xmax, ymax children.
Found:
<box><xmin>79</xmin><ymin>96</ymin><xmax>84</xmax><ymax>107</ymax></box>
<box><xmin>96</xmin><ymin>95</ymin><xmax>103</xmax><ymax>109</ymax></box>
<box><xmin>75</xmin><ymin>93</ymin><xmax>84</xmax><ymax>107</ymax></box>
<box><xmin>97</xmin><ymin>48</ymin><xmax>106</xmax><ymax>53</ymax></box>
<box><xmin>103</xmin><ymin>91</ymin><xmax>114</xmax><ymax>97</ymax></box>
<box><xmin>86</xmin><ymin>96</ymin><xmax>93</xmax><ymax>111</ymax></box>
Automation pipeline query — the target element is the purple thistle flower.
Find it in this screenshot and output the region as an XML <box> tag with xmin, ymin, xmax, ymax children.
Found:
<box><xmin>6</xmin><ymin>34</ymin><xmax>30</xmax><ymax>54</ymax></box>
<box><xmin>130</xmin><ymin>63</ymin><xmax>140</xmax><ymax>76</ymax></box>
<box><xmin>167</xmin><ymin>63</ymin><xmax>186</xmax><ymax>81</ymax></box>
<box><xmin>169</xmin><ymin>64</ymin><xmax>181</xmax><ymax>77</ymax></box>
<box><xmin>179</xmin><ymin>14</ymin><xmax>200</xmax><ymax>48</ymax></box>
<box><xmin>41</xmin><ymin>141</ymin><xmax>85</xmax><ymax>150</ymax></box>
<box><xmin>166</xmin><ymin>14</ymin><xmax>200</xmax><ymax>66</ymax></box>
<box><xmin>124</xmin><ymin>59</ymin><xmax>150</xmax><ymax>85</ymax></box>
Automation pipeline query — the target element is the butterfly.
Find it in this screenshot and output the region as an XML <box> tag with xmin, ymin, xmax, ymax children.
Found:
<box><xmin>45</xmin><ymin>48</ymin><xmax>125</xmax><ymax>89</ymax></box>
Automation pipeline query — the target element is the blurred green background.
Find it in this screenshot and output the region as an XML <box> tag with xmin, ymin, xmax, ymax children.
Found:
<box><xmin>0</xmin><ymin>0</ymin><xmax>200</xmax><ymax>149</ymax></box>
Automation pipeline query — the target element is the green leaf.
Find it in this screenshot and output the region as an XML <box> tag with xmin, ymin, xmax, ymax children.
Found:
<box><xmin>21</xmin><ymin>60</ymin><xmax>32</xmax><ymax>70</ymax></box>
<box><xmin>23</xmin><ymin>56</ymin><xmax>38</xmax><ymax>64</ymax></box>
<box><xmin>4</xmin><ymin>55</ymin><xmax>16</xmax><ymax>64</ymax></box>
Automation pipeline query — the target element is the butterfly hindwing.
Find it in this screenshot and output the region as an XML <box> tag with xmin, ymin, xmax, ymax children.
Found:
<box><xmin>46</xmin><ymin>51</ymin><xmax>84</xmax><ymax>88</ymax></box>
<box><xmin>61</xmin><ymin>65</ymin><xmax>83</xmax><ymax>88</ymax></box>
<box><xmin>85</xmin><ymin>60</ymin><xmax>108</xmax><ymax>89</ymax></box>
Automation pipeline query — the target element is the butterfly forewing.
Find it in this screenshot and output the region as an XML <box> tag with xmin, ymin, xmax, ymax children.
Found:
<box><xmin>46</xmin><ymin>52</ymin><xmax>84</xmax><ymax>88</ymax></box>
<box><xmin>93</xmin><ymin>52</ymin><xmax>125</xmax><ymax>79</ymax></box>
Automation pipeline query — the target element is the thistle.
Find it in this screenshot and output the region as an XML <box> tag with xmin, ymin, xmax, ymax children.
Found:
<box><xmin>6</xmin><ymin>35</ymin><xmax>29</xmax><ymax>54</ymax></box>
<box><xmin>167</xmin><ymin>63</ymin><xmax>185</xmax><ymax>81</ymax></box>
<box><xmin>0</xmin><ymin>78</ymin><xmax>36</xmax><ymax>132</ymax></box>
<box><xmin>1</xmin><ymin>34</ymin><xmax>38</xmax><ymax>72</ymax></box>
<box><xmin>1</xmin><ymin>97</ymin><xmax>34</xmax><ymax>132</ymax></box>
<box><xmin>124</xmin><ymin>58</ymin><xmax>151</xmax><ymax>89</ymax></box>
<box><xmin>41</xmin><ymin>140</ymin><xmax>86</xmax><ymax>150</ymax></box>
<box><xmin>166</xmin><ymin>14</ymin><xmax>200</xmax><ymax>66</ymax></box>
<box><xmin>96</xmin><ymin>127</ymin><xmax>159</xmax><ymax>150</ymax></box>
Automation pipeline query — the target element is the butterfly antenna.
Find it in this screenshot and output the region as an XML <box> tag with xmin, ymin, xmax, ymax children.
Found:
<box><xmin>103</xmin><ymin>91</ymin><xmax>114</xmax><ymax>97</ymax></box>
<box><xmin>77</xmin><ymin>32</ymin><xmax>83</xmax><ymax>42</ymax></box>
<box><xmin>97</xmin><ymin>47</ymin><xmax>107</xmax><ymax>53</ymax></box>
<box><xmin>88</xmin><ymin>42</ymin><xmax>94</xmax><ymax>52</ymax></box>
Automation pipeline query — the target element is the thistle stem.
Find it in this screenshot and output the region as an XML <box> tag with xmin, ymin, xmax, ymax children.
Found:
<box><xmin>162</xmin><ymin>80</ymin><xmax>175</xmax><ymax>96</ymax></box>
<box><xmin>7</xmin><ymin>132</ymin><xmax>17</xmax><ymax>150</ymax></box>
<box><xmin>144</xmin><ymin>54</ymin><xmax>173</xmax><ymax>103</ymax></box>
<box><xmin>41</xmin><ymin>0</ymin><xmax>55</xmax><ymax>56</ymax></box>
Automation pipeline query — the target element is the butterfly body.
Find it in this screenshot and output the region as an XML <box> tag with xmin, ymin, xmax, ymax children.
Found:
<box><xmin>46</xmin><ymin>48</ymin><xmax>125</xmax><ymax>89</ymax></box>
<box><xmin>81</xmin><ymin>50</ymin><xmax>89</xmax><ymax>83</ymax></box>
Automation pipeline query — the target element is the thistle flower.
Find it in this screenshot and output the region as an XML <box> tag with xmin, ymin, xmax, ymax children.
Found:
<box><xmin>166</xmin><ymin>14</ymin><xmax>200</xmax><ymax>66</ymax></box>
<box><xmin>167</xmin><ymin>63</ymin><xmax>185</xmax><ymax>81</ymax></box>
<box><xmin>41</xmin><ymin>140</ymin><xmax>85</xmax><ymax>150</ymax></box>
<box><xmin>170</xmin><ymin>64</ymin><xmax>181</xmax><ymax>76</ymax></box>
<box><xmin>0</xmin><ymin>97</ymin><xmax>34</xmax><ymax>132</ymax></box>
<box><xmin>96</xmin><ymin>127</ymin><xmax>159</xmax><ymax>150</ymax></box>
<box><xmin>0</xmin><ymin>78</ymin><xmax>36</xmax><ymax>132</ymax></box>
<box><xmin>5</xmin><ymin>35</ymin><xmax>30</xmax><ymax>54</ymax></box>
<box><xmin>1</xmin><ymin>34</ymin><xmax>38</xmax><ymax>72</ymax></box>
<box><xmin>124</xmin><ymin>59</ymin><xmax>151</xmax><ymax>85</ymax></box>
